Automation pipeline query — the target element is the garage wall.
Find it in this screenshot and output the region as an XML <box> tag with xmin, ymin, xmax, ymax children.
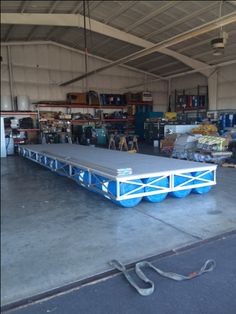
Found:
<box><xmin>170</xmin><ymin>73</ymin><xmax>207</xmax><ymax>111</ymax></box>
<box><xmin>216</xmin><ymin>63</ymin><xmax>236</xmax><ymax>110</ymax></box>
<box><xmin>170</xmin><ymin>66</ymin><xmax>236</xmax><ymax>111</ymax></box>
<box><xmin>170</xmin><ymin>73</ymin><xmax>207</xmax><ymax>92</ymax></box>
<box><xmin>1</xmin><ymin>43</ymin><xmax>168</xmax><ymax>112</ymax></box>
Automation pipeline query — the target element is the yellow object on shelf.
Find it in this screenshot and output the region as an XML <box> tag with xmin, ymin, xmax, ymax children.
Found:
<box><xmin>192</xmin><ymin>124</ymin><xmax>218</xmax><ymax>135</ymax></box>
<box><xmin>165</xmin><ymin>112</ymin><xmax>177</xmax><ymax>120</ymax></box>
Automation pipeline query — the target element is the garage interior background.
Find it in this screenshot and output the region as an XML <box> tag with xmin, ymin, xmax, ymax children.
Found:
<box><xmin>1</xmin><ymin>1</ymin><xmax>236</xmax><ymax>312</ymax></box>
<box><xmin>1</xmin><ymin>1</ymin><xmax>236</xmax><ymax>112</ymax></box>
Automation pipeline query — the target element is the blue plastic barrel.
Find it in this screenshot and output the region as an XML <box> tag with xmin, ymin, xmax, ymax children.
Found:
<box><xmin>74</xmin><ymin>169</ymin><xmax>90</xmax><ymax>186</ymax></box>
<box><xmin>82</xmin><ymin>171</ymin><xmax>90</xmax><ymax>185</ymax></box>
<box><xmin>171</xmin><ymin>173</ymin><xmax>192</xmax><ymax>198</ymax></box>
<box><xmin>142</xmin><ymin>177</ymin><xmax>169</xmax><ymax>202</ymax></box>
<box><xmin>108</xmin><ymin>179</ymin><xmax>144</xmax><ymax>207</ymax></box>
<box><xmin>192</xmin><ymin>171</ymin><xmax>213</xmax><ymax>194</ymax></box>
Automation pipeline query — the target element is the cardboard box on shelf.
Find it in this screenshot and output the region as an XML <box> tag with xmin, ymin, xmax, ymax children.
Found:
<box><xmin>67</xmin><ymin>93</ymin><xmax>87</xmax><ymax>104</ymax></box>
<box><xmin>40</xmin><ymin>112</ymin><xmax>57</xmax><ymax>120</ymax></box>
<box><xmin>87</xmin><ymin>91</ymin><xmax>100</xmax><ymax>105</ymax></box>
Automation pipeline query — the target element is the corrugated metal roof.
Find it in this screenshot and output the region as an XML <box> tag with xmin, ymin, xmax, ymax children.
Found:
<box><xmin>1</xmin><ymin>1</ymin><xmax>22</xmax><ymax>12</ymax></box>
<box><xmin>1</xmin><ymin>0</ymin><xmax>236</xmax><ymax>76</ymax></box>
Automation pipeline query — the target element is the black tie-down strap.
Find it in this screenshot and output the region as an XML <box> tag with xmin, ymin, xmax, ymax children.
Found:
<box><xmin>109</xmin><ymin>259</ymin><xmax>216</xmax><ymax>296</ymax></box>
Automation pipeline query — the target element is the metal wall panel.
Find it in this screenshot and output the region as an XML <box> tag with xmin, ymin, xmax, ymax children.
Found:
<box><xmin>24</xmin><ymin>45</ymin><xmax>38</xmax><ymax>67</ymax></box>
<box><xmin>59</xmin><ymin>47</ymin><xmax>72</xmax><ymax>71</ymax></box>
<box><xmin>0</xmin><ymin>46</ymin><xmax>8</xmax><ymax>62</ymax></box>
<box><xmin>171</xmin><ymin>73</ymin><xmax>207</xmax><ymax>91</ymax></box>
<box><xmin>217</xmin><ymin>64</ymin><xmax>236</xmax><ymax>110</ymax></box>
<box><xmin>0</xmin><ymin>43</ymin><xmax>168</xmax><ymax>109</ymax></box>
<box><xmin>1</xmin><ymin>63</ymin><xmax>10</xmax><ymax>82</ymax></box>
<box><xmin>35</xmin><ymin>45</ymin><xmax>49</xmax><ymax>68</ymax></box>
<box><xmin>14</xmin><ymin>83</ymin><xmax>26</xmax><ymax>97</ymax></box>
<box><xmin>170</xmin><ymin>66</ymin><xmax>236</xmax><ymax>110</ymax></box>
<box><xmin>10</xmin><ymin>46</ymin><xmax>25</xmax><ymax>65</ymax></box>
<box><xmin>152</xmin><ymin>92</ymin><xmax>168</xmax><ymax>112</ymax></box>
<box><xmin>218</xmin><ymin>64</ymin><xmax>236</xmax><ymax>83</ymax></box>
<box><xmin>48</xmin><ymin>44</ymin><xmax>61</xmax><ymax>70</ymax></box>
<box><xmin>12</xmin><ymin>67</ymin><xmax>25</xmax><ymax>83</ymax></box>
<box><xmin>24</xmin><ymin>68</ymin><xmax>38</xmax><ymax>84</ymax></box>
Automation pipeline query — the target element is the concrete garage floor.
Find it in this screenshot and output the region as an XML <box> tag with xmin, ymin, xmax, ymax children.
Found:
<box><xmin>9</xmin><ymin>233</ymin><xmax>236</xmax><ymax>314</ymax></box>
<box><xmin>1</xmin><ymin>151</ymin><xmax>236</xmax><ymax>307</ymax></box>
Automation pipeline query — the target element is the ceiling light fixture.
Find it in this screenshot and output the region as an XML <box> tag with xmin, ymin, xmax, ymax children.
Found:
<box><xmin>211</xmin><ymin>1</ymin><xmax>228</xmax><ymax>56</ymax></box>
<box><xmin>211</xmin><ymin>30</ymin><xmax>228</xmax><ymax>56</ymax></box>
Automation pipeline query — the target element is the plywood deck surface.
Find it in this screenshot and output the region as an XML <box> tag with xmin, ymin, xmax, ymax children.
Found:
<box><xmin>24</xmin><ymin>144</ymin><xmax>217</xmax><ymax>178</ymax></box>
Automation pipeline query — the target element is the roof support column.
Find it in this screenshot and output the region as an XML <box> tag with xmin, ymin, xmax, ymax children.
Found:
<box><xmin>208</xmin><ymin>70</ymin><xmax>218</xmax><ymax>110</ymax></box>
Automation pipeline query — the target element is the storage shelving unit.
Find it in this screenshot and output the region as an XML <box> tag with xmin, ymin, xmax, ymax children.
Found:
<box><xmin>1</xmin><ymin>98</ymin><xmax>154</xmax><ymax>146</ymax></box>
<box><xmin>34</xmin><ymin>101</ymin><xmax>132</xmax><ymax>144</ymax></box>
<box><xmin>174</xmin><ymin>85</ymin><xmax>208</xmax><ymax>122</ymax></box>
<box><xmin>0</xmin><ymin>111</ymin><xmax>39</xmax><ymax>131</ymax></box>
<box><xmin>0</xmin><ymin>111</ymin><xmax>40</xmax><ymax>145</ymax></box>
<box><xmin>34</xmin><ymin>101</ymin><xmax>152</xmax><ymax>133</ymax></box>
<box><xmin>18</xmin><ymin>129</ymin><xmax>40</xmax><ymax>132</ymax></box>
<box><xmin>0</xmin><ymin>111</ymin><xmax>38</xmax><ymax>116</ymax></box>
<box><xmin>35</xmin><ymin>103</ymin><xmax>127</xmax><ymax>110</ymax></box>
<box><xmin>35</xmin><ymin>102</ymin><xmax>127</xmax><ymax>118</ymax></box>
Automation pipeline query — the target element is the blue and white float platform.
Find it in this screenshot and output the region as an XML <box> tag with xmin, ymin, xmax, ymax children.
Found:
<box><xmin>18</xmin><ymin>144</ymin><xmax>217</xmax><ymax>208</ymax></box>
